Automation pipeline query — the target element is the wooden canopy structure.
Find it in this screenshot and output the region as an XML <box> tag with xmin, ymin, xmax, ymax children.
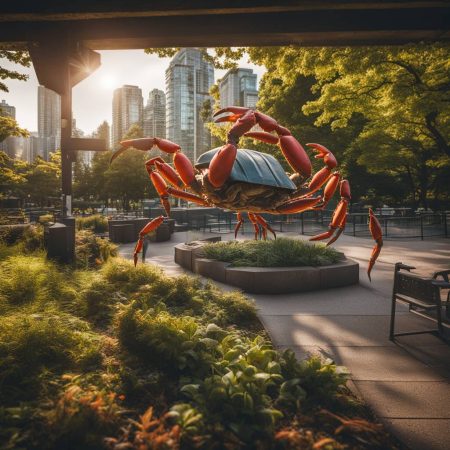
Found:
<box><xmin>0</xmin><ymin>1</ymin><xmax>449</xmax><ymax>217</ymax></box>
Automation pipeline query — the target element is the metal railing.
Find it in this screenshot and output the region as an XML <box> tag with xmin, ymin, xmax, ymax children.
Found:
<box><xmin>190</xmin><ymin>210</ymin><xmax>449</xmax><ymax>240</ymax></box>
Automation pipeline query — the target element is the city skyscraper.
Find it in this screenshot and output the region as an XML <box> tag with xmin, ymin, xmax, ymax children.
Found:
<box><xmin>219</xmin><ymin>68</ymin><xmax>258</xmax><ymax>109</ymax></box>
<box><xmin>0</xmin><ymin>99</ymin><xmax>16</xmax><ymax>118</ymax></box>
<box><xmin>38</xmin><ymin>85</ymin><xmax>61</xmax><ymax>160</ymax></box>
<box><xmin>165</xmin><ymin>48</ymin><xmax>214</xmax><ymax>162</ymax></box>
<box><xmin>143</xmin><ymin>89</ymin><xmax>166</xmax><ymax>138</ymax></box>
<box><xmin>112</xmin><ymin>85</ymin><xmax>143</xmax><ymax>149</ymax></box>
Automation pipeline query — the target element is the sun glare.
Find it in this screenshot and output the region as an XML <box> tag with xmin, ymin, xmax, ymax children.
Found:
<box><xmin>99</xmin><ymin>74</ymin><xmax>117</xmax><ymax>89</ymax></box>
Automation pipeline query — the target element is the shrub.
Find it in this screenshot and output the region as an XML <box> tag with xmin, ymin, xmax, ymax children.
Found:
<box><xmin>75</xmin><ymin>230</ymin><xmax>117</xmax><ymax>268</ymax></box>
<box><xmin>45</xmin><ymin>382</ymin><xmax>123</xmax><ymax>450</ymax></box>
<box><xmin>102</xmin><ymin>258</ymin><xmax>162</xmax><ymax>291</ymax></box>
<box><xmin>116</xmin><ymin>306</ymin><xmax>214</xmax><ymax>377</ymax></box>
<box><xmin>0</xmin><ymin>311</ymin><xmax>102</xmax><ymax>403</ymax></box>
<box><xmin>203</xmin><ymin>238</ymin><xmax>342</xmax><ymax>267</ymax></box>
<box><xmin>0</xmin><ymin>255</ymin><xmax>76</xmax><ymax>309</ymax></box>
<box><xmin>0</xmin><ymin>224</ymin><xmax>44</xmax><ymax>252</ymax></box>
<box><xmin>76</xmin><ymin>215</ymin><xmax>108</xmax><ymax>234</ymax></box>
<box><xmin>38</xmin><ymin>214</ymin><xmax>54</xmax><ymax>225</ymax></box>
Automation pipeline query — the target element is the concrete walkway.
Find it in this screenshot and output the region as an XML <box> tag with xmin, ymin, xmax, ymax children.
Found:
<box><xmin>119</xmin><ymin>230</ymin><xmax>450</xmax><ymax>450</ymax></box>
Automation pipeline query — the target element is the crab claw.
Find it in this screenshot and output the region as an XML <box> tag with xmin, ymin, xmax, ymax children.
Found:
<box><xmin>213</xmin><ymin>106</ymin><xmax>249</xmax><ymax>118</ymax></box>
<box><xmin>111</xmin><ymin>138</ymin><xmax>180</xmax><ymax>164</ymax></box>
<box><xmin>367</xmin><ymin>208</ymin><xmax>383</xmax><ymax>281</ymax></box>
<box><xmin>306</xmin><ymin>143</ymin><xmax>337</xmax><ymax>169</ymax></box>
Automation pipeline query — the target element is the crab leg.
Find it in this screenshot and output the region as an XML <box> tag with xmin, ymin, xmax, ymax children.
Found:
<box><xmin>253</xmin><ymin>214</ymin><xmax>277</xmax><ymax>239</ymax></box>
<box><xmin>313</xmin><ymin>172</ymin><xmax>340</xmax><ymax>210</ymax></box>
<box><xmin>310</xmin><ymin>180</ymin><xmax>351</xmax><ymax>244</ymax></box>
<box><xmin>133</xmin><ymin>216</ymin><xmax>164</xmax><ymax>266</ymax></box>
<box><xmin>166</xmin><ymin>187</ymin><xmax>209</xmax><ymax>206</ymax></box>
<box><xmin>111</xmin><ymin>137</ymin><xmax>201</xmax><ymax>193</ymax></box>
<box><xmin>368</xmin><ymin>208</ymin><xmax>383</xmax><ymax>281</ymax></box>
<box><xmin>234</xmin><ymin>212</ymin><xmax>244</xmax><ymax>238</ymax></box>
<box><xmin>248</xmin><ymin>213</ymin><xmax>261</xmax><ymax>240</ymax></box>
<box><xmin>146</xmin><ymin>157</ymin><xmax>183</xmax><ymax>188</ymax></box>
<box><xmin>149</xmin><ymin>171</ymin><xmax>171</xmax><ymax>217</ymax></box>
<box><xmin>277</xmin><ymin>196</ymin><xmax>321</xmax><ymax>214</ymax></box>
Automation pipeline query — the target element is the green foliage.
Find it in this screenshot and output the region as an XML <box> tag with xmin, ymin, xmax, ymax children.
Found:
<box><xmin>0</xmin><ymin>151</ymin><xmax>28</xmax><ymax>199</ymax></box>
<box><xmin>76</xmin><ymin>214</ymin><xmax>108</xmax><ymax>233</ymax></box>
<box><xmin>117</xmin><ymin>307</ymin><xmax>215</xmax><ymax>377</ymax></box>
<box><xmin>0</xmin><ymin>47</ymin><xmax>31</xmax><ymax>92</ymax></box>
<box><xmin>75</xmin><ymin>230</ymin><xmax>117</xmax><ymax>268</ymax></box>
<box><xmin>0</xmin><ymin>224</ymin><xmax>43</xmax><ymax>252</ymax></box>
<box><xmin>0</xmin><ymin>114</ymin><xmax>29</xmax><ymax>143</ymax></box>
<box><xmin>44</xmin><ymin>382</ymin><xmax>123</xmax><ymax>450</ymax></box>
<box><xmin>0</xmin><ymin>310</ymin><xmax>102</xmax><ymax>404</ymax></box>
<box><xmin>204</xmin><ymin>238</ymin><xmax>341</xmax><ymax>267</ymax></box>
<box><xmin>0</xmin><ymin>247</ymin><xmax>385</xmax><ymax>449</ymax></box>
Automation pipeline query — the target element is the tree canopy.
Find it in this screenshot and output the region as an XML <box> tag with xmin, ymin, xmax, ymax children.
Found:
<box><xmin>182</xmin><ymin>44</ymin><xmax>449</xmax><ymax>209</ymax></box>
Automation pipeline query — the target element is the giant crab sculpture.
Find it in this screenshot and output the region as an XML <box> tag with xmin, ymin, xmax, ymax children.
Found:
<box><xmin>111</xmin><ymin>107</ymin><xmax>383</xmax><ymax>280</ymax></box>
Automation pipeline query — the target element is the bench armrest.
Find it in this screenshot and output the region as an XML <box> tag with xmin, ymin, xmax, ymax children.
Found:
<box><xmin>431</xmin><ymin>280</ymin><xmax>450</xmax><ymax>289</ymax></box>
<box><xmin>433</xmin><ymin>270</ymin><xmax>450</xmax><ymax>282</ymax></box>
<box><xmin>395</xmin><ymin>262</ymin><xmax>416</xmax><ymax>272</ymax></box>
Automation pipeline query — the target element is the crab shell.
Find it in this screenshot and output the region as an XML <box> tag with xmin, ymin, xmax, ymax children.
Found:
<box><xmin>194</xmin><ymin>148</ymin><xmax>298</xmax><ymax>213</ymax></box>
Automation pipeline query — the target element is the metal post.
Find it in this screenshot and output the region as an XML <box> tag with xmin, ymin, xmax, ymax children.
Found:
<box><xmin>61</xmin><ymin>83</ymin><xmax>73</xmax><ymax>218</ymax></box>
<box><xmin>443</xmin><ymin>212</ymin><xmax>448</xmax><ymax>238</ymax></box>
<box><xmin>420</xmin><ymin>214</ymin><xmax>424</xmax><ymax>240</ymax></box>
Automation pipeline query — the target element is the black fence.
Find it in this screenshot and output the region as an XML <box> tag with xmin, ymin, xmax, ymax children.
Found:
<box><xmin>187</xmin><ymin>210</ymin><xmax>449</xmax><ymax>240</ymax></box>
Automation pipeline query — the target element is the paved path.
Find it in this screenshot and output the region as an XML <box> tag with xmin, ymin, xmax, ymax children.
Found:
<box><xmin>120</xmin><ymin>230</ymin><xmax>450</xmax><ymax>450</ymax></box>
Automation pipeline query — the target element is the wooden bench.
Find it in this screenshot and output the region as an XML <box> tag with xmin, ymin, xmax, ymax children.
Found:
<box><xmin>390</xmin><ymin>263</ymin><xmax>450</xmax><ymax>340</ymax></box>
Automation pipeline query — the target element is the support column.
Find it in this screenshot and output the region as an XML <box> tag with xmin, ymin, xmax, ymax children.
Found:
<box><xmin>61</xmin><ymin>58</ymin><xmax>73</xmax><ymax>218</ymax></box>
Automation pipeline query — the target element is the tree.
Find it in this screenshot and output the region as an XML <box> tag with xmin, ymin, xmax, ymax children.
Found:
<box><xmin>0</xmin><ymin>47</ymin><xmax>31</xmax><ymax>92</ymax></box>
<box><xmin>244</xmin><ymin>45</ymin><xmax>450</xmax><ymax>208</ymax></box>
<box><xmin>0</xmin><ymin>151</ymin><xmax>29</xmax><ymax>199</ymax></box>
<box><xmin>104</xmin><ymin>124</ymin><xmax>156</xmax><ymax>210</ymax></box>
<box><xmin>24</xmin><ymin>152</ymin><xmax>61</xmax><ymax>206</ymax></box>
<box><xmin>0</xmin><ymin>114</ymin><xmax>29</xmax><ymax>143</ymax></box>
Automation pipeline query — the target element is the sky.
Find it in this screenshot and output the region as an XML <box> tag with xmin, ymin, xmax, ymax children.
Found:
<box><xmin>0</xmin><ymin>50</ymin><xmax>265</xmax><ymax>135</ymax></box>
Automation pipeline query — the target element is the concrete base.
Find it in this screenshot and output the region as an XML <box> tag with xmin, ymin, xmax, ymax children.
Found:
<box><xmin>174</xmin><ymin>240</ymin><xmax>359</xmax><ymax>293</ymax></box>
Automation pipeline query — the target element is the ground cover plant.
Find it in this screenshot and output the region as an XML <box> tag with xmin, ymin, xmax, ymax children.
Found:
<box><xmin>0</xmin><ymin>239</ymin><xmax>397</xmax><ymax>449</ymax></box>
<box><xmin>203</xmin><ymin>238</ymin><xmax>342</xmax><ymax>267</ymax></box>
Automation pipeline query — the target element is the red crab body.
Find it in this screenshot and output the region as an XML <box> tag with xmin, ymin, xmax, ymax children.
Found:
<box><xmin>111</xmin><ymin>107</ymin><xmax>382</xmax><ymax>279</ymax></box>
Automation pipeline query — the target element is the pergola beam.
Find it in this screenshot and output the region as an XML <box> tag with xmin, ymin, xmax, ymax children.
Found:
<box><xmin>0</xmin><ymin>3</ymin><xmax>448</xmax><ymax>48</ymax></box>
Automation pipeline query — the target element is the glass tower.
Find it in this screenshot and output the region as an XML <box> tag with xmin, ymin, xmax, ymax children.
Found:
<box><xmin>143</xmin><ymin>89</ymin><xmax>166</xmax><ymax>139</ymax></box>
<box><xmin>165</xmin><ymin>48</ymin><xmax>214</xmax><ymax>162</ymax></box>
<box><xmin>112</xmin><ymin>85</ymin><xmax>143</xmax><ymax>149</ymax></box>
<box><xmin>38</xmin><ymin>85</ymin><xmax>61</xmax><ymax>160</ymax></box>
<box><xmin>219</xmin><ymin>68</ymin><xmax>258</xmax><ymax>109</ymax></box>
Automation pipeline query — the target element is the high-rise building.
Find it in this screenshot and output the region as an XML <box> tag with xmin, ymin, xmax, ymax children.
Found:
<box><xmin>143</xmin><ymin>89</ymin><xmax>166</xmax><ymax>138</ymax></box>
<box><xmin>0</xmin><ymin>99</ymin><xmax>16</xmax><ymax>118</ymax></box>
<box><xmin>166</xmin><ymin>48</ymin><xmax>214</xmax><ymax>162</ymax></box>
<box><xmin>0</xmin><ymin>99</ymin><xmax>17</xmax><ymax>157</ymax></box>
<box><xmin>38</xmin><ymin>85</ymin><xmax>61</xmax><ymax>160</ymax></box>
<box><xmin>112</xmin><ymin>85</ymin><xmax>143</xmax><ymax>149</ymax></box>
<box><xmin>219</xmin><ymin>68</ymin><xmax>258</xmax><ymax>109</ymax></box>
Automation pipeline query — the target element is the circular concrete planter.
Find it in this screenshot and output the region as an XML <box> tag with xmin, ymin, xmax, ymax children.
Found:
<box><xmin>174</xmin><ymin>240</ymin><xmax>359</xmax><ymax>294</ymax></box>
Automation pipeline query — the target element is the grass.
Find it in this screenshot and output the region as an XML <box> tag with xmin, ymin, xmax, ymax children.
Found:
<box><xmin>0</xmin><ymin>239</ymin><xmax>397</xmax><ymax>450</ymax></box>
<box><xmin>203</xmin><ymin>238</ymin><xmax>343</xmax><ymax>267</ymax></box>
<box><xmin>76</xmin><ymin>214</ymin><xmax>109</xmax><ymax>233</ymax></box>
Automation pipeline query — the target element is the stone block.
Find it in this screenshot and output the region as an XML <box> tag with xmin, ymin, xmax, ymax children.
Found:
<box><xmin>318</xmin><ymin>259</ymin><xmax>359</xmax><ymax>289</ymax></box>
<box><xmin>194</xmin><ymin>258</ymin><xmax>230</xmax><ymax>283</ymax></box>
<box><xmin>111</xmin><ymin>224</ymin><xmax>135</xmax><ymax>243</ymax></box>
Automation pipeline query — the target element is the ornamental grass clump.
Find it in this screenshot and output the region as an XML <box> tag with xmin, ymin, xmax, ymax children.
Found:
<box><xmin>76</xmin><ymin>214</ymin><xmax>108</xmax><ymax>233</ymax></box>
<box><xmin>0</xmin><ymin>310</ymin><xmax>102</xmax><ymax>404</ymax></box>
<box><xmin>203</xmin><ymin>238</ymin><xmax>342</xmax><ymax>267</ymax></box>
<box><xmin>0</xmin><ymin>255</ymin><xmax>77</xmax><ymax>310</ymax></box>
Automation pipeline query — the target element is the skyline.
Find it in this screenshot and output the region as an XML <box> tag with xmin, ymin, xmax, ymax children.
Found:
<box><xmin>0</xmin><ymin>50</ymin><xmax>265</xmax><ymax>136</ymax></box>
